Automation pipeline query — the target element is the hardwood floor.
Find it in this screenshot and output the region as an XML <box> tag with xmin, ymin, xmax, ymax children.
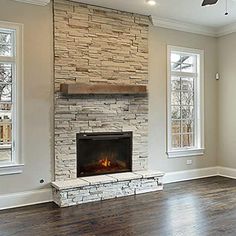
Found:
<box><xmin>0</xmin><ymin>177</ymin><xmax>236</xmax><ymax>236</ymax></box>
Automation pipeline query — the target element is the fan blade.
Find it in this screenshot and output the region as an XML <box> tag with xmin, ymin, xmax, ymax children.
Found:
<box><xmin>202</xmin><ymin>0</ymin><xmax>218</xmax><ymax>6</ymax></box>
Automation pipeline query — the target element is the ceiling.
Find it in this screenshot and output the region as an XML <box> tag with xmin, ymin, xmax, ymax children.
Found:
<box><xmin>75</xmin><ymin>0</ymin><xmax>236</xmax><ymax>28</ymax></box>
<box><xmin>14</xmin><ymin>0</ymin><xmax>236</xmax><ymax>36</ymax></box>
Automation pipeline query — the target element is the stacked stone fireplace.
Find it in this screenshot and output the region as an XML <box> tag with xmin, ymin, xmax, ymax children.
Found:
<box><xmin>52</xmin><ymin>0</ymin><xmax>164</xmax><ymax>207</ymax></box>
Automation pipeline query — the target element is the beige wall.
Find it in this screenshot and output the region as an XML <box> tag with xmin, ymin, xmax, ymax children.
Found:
<box><xmin>0</xmin><ymin>0</ymin><xmax>221</xmax><ymax>196</ymax></box>
<box><xmin>0</xmin><ymin>0</ymin><xmax>53</xmax><ymax>194</ymax></box>
<box><xmin>148</xmin><ymin>26</ymin><xmax>218</xmax><ymax>172</ymax></box>
<box><xmin>217</xmin><ymin>33</ymin><xmax>236</xmax><ymax>168</ymax></box>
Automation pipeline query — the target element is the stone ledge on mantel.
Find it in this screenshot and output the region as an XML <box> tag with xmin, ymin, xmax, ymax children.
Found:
<box><xmin>52</xmin><ymin>171</ymin><xmax>164</xmax><ymax>191</ymax></box>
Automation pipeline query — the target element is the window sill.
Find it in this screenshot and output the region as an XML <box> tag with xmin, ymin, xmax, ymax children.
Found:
<box><xmin>0</xmin><ymin>163</ymin><xmax>24</xmax><ymax>176</ymax></box>
<box><xmin>167</xmin><ymin>148</ymin><xmax>205</xmax><ymax>158</ymax></box>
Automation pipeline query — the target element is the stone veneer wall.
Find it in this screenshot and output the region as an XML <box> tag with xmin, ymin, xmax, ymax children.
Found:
<box><xmin>54</xmin><ymin>0</ymin><xmax>150</xmax><ymax>181</ymax></box>
<box><xmin>53</xmin><ymin>175</ymin><xmax>163</xmax><ymax>207</ymax></box>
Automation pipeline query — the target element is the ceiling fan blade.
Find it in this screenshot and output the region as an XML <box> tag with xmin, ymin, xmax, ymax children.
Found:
<box><xmin>202</xmin><ymin>0</ymin><xmax>218</xmax><ymax>6</ymax></box>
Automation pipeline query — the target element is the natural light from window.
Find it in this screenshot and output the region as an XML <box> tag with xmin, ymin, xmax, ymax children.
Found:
<box><xmin>0</xmin><ymin>29</ymin><xmax>14</xmax><ymax>164</ymax></box>
<box><xmin>167</xmin><ymin>46</ymin><xmax>204</xmax><ymax>158</ymax></box>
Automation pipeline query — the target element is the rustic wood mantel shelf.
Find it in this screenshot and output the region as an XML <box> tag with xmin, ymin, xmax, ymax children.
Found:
<box><xmin>60</xmin><ymin>83</ymin><xmax>148</xmax><ymax>95</ymax></box>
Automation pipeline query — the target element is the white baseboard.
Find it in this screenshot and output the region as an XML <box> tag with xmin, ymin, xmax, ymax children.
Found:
<box><xmin>163</xmin><ymin>166</ymin><xmax>236</xmax><ymax>184</ymax></box>
<box><xmin>163</xmin><ymin>167</ymin><xmax>218</xmax><ymax>184</ymax></box>
<box><xmin>1</xmin><ymin>166</ymin><xmax>236</xmax><ymax>210</ymax></box>
<box><xmin>0</xmin><ymin>188</ymin><xmax>52</xmax><ymax>210</ymax></box>
<box><xmin>217</xmin><ymin>166</ymin><xmax>236</xmax><ymax>179</ymax></box>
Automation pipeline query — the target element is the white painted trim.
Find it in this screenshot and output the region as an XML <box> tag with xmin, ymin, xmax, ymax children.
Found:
<box><xmin>163</xmin><ymin>167</ymin><xmax>218</xmax><ymax>184</ymax></box>
<box><xmin>167</xmin><ymin>148</ymin><xmax>205</xmax><ymax>158</ymax></box>
<box><xmin>14</xmin><ymin>0</ymin><xmax>50</xmax><ymax>6</ymax></box>
<box><xmin>0</xmin><ymin>163</ymin><xmax>24</xmax><ymax>175</ymax></box>
<box><xmin>0</xmin><ymin>167</ymin><xmax>235</xmax><ymax>210</ymax></box>
<box><xmin>163</xmin><ymin>166</ymin><xmax>236</xmax><ymax>184</ymax></box>
<box><xmin>0</xmin><ymin>188</ymin><xmax>52</xmax><ymax>210</ymax></box>
<box><xmin>218</xmin><ymin>166</ymin><xmax>236</xmax><ymax>179</ymax></box>
<box><xmin>152</xmin><ymin>16</ymin><xmax>236</xmax><ymax>37</ymax></box>
<box><xmin>216</xmin><ymin>23</ymin><xmax>236</xmax><ymax>37</ymax></box>
<box><xmin>166</xmin><ymin>46</ymin><xmax>205</xmax><ymax>157</ymax></box>
<box><xmin>0</xmin><ymin>21</ymin><xmax>24</xmax><ymax>173</ymax></box>
<box><xmin>152</xmin><ymin>17</ymin><xmax>217</xmax><ymax>37</ymax></box>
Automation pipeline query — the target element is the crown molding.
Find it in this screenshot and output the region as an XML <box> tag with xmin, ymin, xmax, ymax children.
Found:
<box><xmin>152</xmin><ymin>16</ymin><xmax>236</xmax><ymax>38</ymax></box>
<box><xmin>14</xmin><ymin>0</ymin><xmax>50</xmax><ymax>6</ymax></box>
<box><xmin>152</xmin><ymin>16</ymin><xmax>217</xmax><ymax>37</ymax></box>
<box><xmin>216</xmin><ymin>22</ymin><xmax>236</xmax><ymax>37</ymax></box>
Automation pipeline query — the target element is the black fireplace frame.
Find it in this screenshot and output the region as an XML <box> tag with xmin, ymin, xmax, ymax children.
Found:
<box><xmin>76</xmin><ymin>131</ymin><xmax>133</xmax><ymax>177</ymax></box>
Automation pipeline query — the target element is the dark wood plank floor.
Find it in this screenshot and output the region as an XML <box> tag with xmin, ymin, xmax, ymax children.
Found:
<box><xmin>0</xmin><ymin>176</ymin><xmax>236</xmax><ymax>236</ymax></box>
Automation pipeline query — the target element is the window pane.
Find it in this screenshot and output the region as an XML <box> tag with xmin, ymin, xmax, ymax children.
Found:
<box><xmin>0</xmin><ymin>149</ymin><xmax>11</xmax><ymax>162</ymax></box>
<box><xmin>172</xmin><ymin>134</ymin><xmax>181</xmax><ymax>148</ymax></box>
<box><xmin>0</xmin><ymin>84</ymin><xmax>12</xmax><ymax>102</ymax></box>
<box><xmin>182</xmin><ymin>134</ymin><xmax>193</xmax><ymax>147</ymax></box>
<box><xmin>0</xmin><ymin>28</ymin><xmax>15</xmax><ymax>165</ymax></box>
<box><xmin>0</xmin><ymin>113</ymin><xmax>12</xmax><ymax>162</ymax></box>
<box><xmin>0</xmin><ymin>63</ymin><xmax>13</xmax><ymax>83</ymax></box>
<box><xmin>0</xmin><ymin>32</ymin><xmax>12</xmax><ymax>57</ymax></box>
<box><xmin>171</xmin><ymin>62</ymin><xmax>181</xmax><ymax>71</ymax></box>
<box><xmin>0</xmin><ymin>63</ymin><xmax>12</xmax><ymax>103</ymax></box>
<box><xmin>181</xmin><ymin>63</ymin><xmax>195</xmax><ymax>73</ymax></box>
<box><xmin>172</xmin><ymin>120</ymin><xmax>181</xmax><ymax>134</ymax></box>
<box><xmin>171</xmin><ymin>106</ymin><xmax>181</xmax><ymax>119</ymax></box>
<box><xmin>182</xmin><ymin>120</ymin><xmax>194</xmax><ymax>133</ymax></box>
<box><xmin>169</xmin><ymin>49</ymin><xmax>202</xmax><ymax>153</ymax></box>
<box><xmin>171</xmin><ymin>77</ymin><xmax>181</xmax><ymax>90</ymax></box>
<box><xmin>183</xmin><ymin>56</ymin><xmax>196</xmax><ymax>64</ymax></box>
<box><xmin>171</xmin><ymin>53</ymin><xmax>181</xmax><ymax>63</ymax></box>
<box><xmin>181</xmin><ymin>92</ymin><xmax>194</xmax><ymax>106</ymax></box>
<box><xmin>0</xmin><ymin>122</ymin><xmax>12</xmax><ymax>144</ymax></box>
<box><xmin>0</xmin><ymin>103</ymin><xmax>12</xmax><ymax>112</ymax></box>
<box><xmin>181</xmin><ymin>78</ymin><xmax>194</xmax><ymax>91</ymax></box>
<box><xmin>181</xmin><ymin>106</ymin><xmax>194</xmax><ymax>119</ymax></box>
<box><xmin>171</xmin><ymin>92</ymin><xmax>180</xmax><ymax>105</ymax></box>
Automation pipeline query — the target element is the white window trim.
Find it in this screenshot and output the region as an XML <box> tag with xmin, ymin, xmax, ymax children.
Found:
<box><xmin>167</xmin><ymin>45</ymin><xmax>205</xmax><ymax>158</ymax></box>
<box><xmin>0</xmin><ymin>21</ymin><xmax>24</xmax><ymax>175</ymax></box>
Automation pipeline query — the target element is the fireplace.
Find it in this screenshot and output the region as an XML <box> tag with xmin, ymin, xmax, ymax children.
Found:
<box><xmin>76</xmin><ymin>132</ymin><xmax>132</xmax><ymax>177</ymax></box>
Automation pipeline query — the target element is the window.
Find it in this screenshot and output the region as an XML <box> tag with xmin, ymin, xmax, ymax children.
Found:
<box><xmin>167</xmin><ymin>46</ymin><xmax>204</xmax><ymax>158</ymax></box>
<box><xmin>0</xmin><ymin>21</ymin><xmax>23</xmax><ymax>175</ymax></box>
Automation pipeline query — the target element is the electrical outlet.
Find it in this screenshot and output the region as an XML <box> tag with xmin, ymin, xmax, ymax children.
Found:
<box><xmin>186</xmin><ymin>160</ymin><xmax>193</xmax><ymax>165</ymax></box>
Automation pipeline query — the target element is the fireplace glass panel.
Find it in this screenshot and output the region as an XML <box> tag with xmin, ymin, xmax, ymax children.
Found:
<box><xmin>77</xmin><ymin>132</ymin><xmax>132</xmax><ymax>177</ymax></box>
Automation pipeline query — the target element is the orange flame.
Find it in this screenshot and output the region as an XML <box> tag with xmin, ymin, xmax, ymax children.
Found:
<box><xmin>99</xmin><ymin>158</ymin><xmax>111</xmax><ymax>167</ymax></box>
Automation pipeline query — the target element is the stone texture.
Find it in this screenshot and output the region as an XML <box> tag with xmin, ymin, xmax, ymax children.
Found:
<box><xmin>108</xmin><ymin>172</ymin><xmax>142</xmax><ymax>181</ymax></box>
<box><xmin>55</xmin><ymin>95</ymin><xmax>149</xmax><ymax>180</ymax></box>
<box><xmin>81</xmin><ymin>175</ymin><xmax>117</xmax><ymax>185</ymax></box>
<box><xmin>134</xmin><ymin>170</ymin><xmax>165</xmax><ymax>179</ymax></box>
<box><xmin>53</xmin><ymin>0</ymin><xmax>150</xmax><ymax>181</ymax></box>
<box><xmin>52</xmin><ymin>172</ymin><xmax>164</xmax><ymax>207</ymax></box>
<box><xmin>54</xmin><ymin>0</ymin><xmax>150</xmax><ymax>90</ymax></box>
<box><xmin>52</xmin><ymin>178</ymin><xmax>89</xmax><ymax>190</ymax></box>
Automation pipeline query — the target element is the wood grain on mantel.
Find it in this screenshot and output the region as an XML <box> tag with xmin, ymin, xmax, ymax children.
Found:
<box><xmin>60</xmin><ymin>83</ymin><xmax>148</xmax><ymax>95</ymax></box>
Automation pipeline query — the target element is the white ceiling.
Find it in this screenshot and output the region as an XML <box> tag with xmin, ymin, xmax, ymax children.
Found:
<box><xmin>75</xmin><ymin>0</ymin><xmax>236</xmax><ymax>28</ymax></box>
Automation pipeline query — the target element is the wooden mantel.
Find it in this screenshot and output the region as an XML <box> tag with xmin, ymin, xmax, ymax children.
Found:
<box><xmin>60</xmin><ymin>83</ymin><xmax>148</xmax><ymax>95</ymax></box>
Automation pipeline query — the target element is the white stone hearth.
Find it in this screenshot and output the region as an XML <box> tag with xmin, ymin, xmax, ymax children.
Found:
<box><xmin>51</xmin><ymin>178</ymin><xmax>89</xmax><ymax>190</ymax></box>
<box><xmin>52</xmin><ymin>171</ymin><xmax>164</xmax><ymax>207</ymax></box>
<box><xmin>108</xmin><ymin>172</ymin><xmax>142</xmax><ymax>181</ymax></box>
<box><xmin>80</xmin><ymin>175</ymin><xmax>117</xmax><ymax>185</ymax></box>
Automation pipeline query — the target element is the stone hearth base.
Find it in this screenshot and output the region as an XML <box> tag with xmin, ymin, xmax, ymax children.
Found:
<box><xmin>52</xmin><ymin>171</ymin><xmax>164</xmax><ymax>207</ymax></box>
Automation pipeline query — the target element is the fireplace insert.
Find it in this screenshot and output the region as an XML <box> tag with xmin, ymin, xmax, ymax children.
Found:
<box><xmin>77</xmin><ymin>132</ymin><xmax>132</xmax><ymax>177</ymax></box>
